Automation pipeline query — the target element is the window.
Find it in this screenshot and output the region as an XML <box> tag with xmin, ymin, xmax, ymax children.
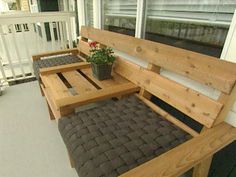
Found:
<box><xmin>102</xmin><ymin>0</ymin><xmax>137</xmax><ymax>36</ymax></box>
<box><xmin>144</xmin><ymin>1</ymin><xmax>236</xmax><ymax>57</ymax></box>
<box><xmin>85</xmin><ymin>0</ymin><xmax>94</xmax><ymax>27</ymax></box>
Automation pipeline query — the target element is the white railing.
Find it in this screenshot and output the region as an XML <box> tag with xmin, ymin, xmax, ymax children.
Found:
<box><xmin>0</xmin><ymin>12</ymin><xmax>76</xmax><ymax>82</ymax></box>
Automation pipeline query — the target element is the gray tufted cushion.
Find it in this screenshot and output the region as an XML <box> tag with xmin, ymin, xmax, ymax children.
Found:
<box><xmin>33</xmin><ymin>55</ymin><xmax>82</xmax><ymax>79</ymax></box>
<box><xmin>58</xmin><ymin>95</ymin><xmax>191</xmax><ymax>177</ymax></box>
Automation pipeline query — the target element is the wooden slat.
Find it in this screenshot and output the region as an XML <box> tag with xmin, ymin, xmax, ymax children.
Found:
<box><xmin>120</xmin><ymin>122</ymin><xmax>236</xmax><ymax>177</ymax></box>
<box><xmin>40</xmin><ymin>62</ymin><xmax>90</xmax><ymax>75</ymax></box>
<box><xmin>80</xmin><ymin>68</ymin><xmax>128</xmax><ymax>88</ymax></box>
<box><xmin>41</xmin><ymin>74</ymin><xmax>71</xmax><ymax>99</ymax></box>
<box><xmin>114</xmin><ymin>57</ymin><xmax>223</xmax><ymax>128</ymax></box>
<box><xmin>56</xmin><ymin>83</ymin><xmax>140</xmax><ymax>112</ymax></box>
<box><xmin>78</xmin><ymin>39</ymin><xmax>90</xmax><ymax>56</ymax></box>
<box><xmin>193</xmin><ymin>156</ymin><xmax>213</xmax><ymax>177</ymax></box>
<box><xmin>40</xmin><ymin>84</ymin><xmax>61</xmax><ymax>119</ymax></box>
<box><xmin>32</xmin><ymin>48</ymin><xmax>78</xmax><ymax>61</ymax></box>
<box><xmin>62</xmin><ymin>71</ymin><xmax>97</xmax><ymax>94</ymax></box>
<box><xmin>140</xmin><ymin>63</ymin><xmax>161</xmax><ymax>99</ymax></box>
<box><xmin>136</xmin><ymin>94</ymin><xmax>199</xmax><ymax>137</ymax></box>
<box><xmin>81</xmin><ymin>26</ymin><xmax>236</xmax><ymax>93</ymax></box>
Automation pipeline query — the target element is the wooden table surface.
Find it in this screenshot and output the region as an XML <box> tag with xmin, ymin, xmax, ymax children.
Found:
<box><xmin>40</xmin><ymin>63</ymin><xmax>138</xmax><ymax>119</ymax></box>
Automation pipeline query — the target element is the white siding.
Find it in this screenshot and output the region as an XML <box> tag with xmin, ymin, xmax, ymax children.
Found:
<box><xmin>221</xmin><ymin>10</ymin><xmax>236</xmax><ymax>127</ymax></box>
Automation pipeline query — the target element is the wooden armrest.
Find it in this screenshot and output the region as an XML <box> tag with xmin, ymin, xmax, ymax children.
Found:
<box><xmin>56</xmin><ymin>83</ymin><xmax>140</xmax><ymax>110</ymax></box>
<box><xmin>120</xmin><ymin>122</ymin><xmax>236</xmax><ymax>177</ymax></box>
<box><xmin>39</xmin><ymin>62</ymin><xmax>90</xmax><ymax>76</ymax></box>
<box><xmin>32</xmin><ymin>48</ymin><xmax>79</xmax><ymax>61</ymax></box>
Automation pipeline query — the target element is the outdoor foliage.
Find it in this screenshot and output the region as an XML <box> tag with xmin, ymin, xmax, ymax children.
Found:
<box><xmin>87</xmin><ymin>42</ymin><xmax>116</xmax><ymax>65</ymax></box>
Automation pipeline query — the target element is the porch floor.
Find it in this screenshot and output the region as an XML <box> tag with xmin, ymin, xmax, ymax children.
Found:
<box><xmin>0</xmin><ymin>81</ymin><xmax>77</xmax><ymax>177</ymax></box>
<box><xmin>0</xmin><ymin>81</ymin><xmax>190</xmax><ymax>177</ymax></box>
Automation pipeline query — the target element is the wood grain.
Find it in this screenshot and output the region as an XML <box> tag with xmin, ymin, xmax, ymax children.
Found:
<box><xmin>136</xmin><ymin>94</ymin><xmax>199</xmax><ymax>137</ymax></box>
<box><xmin>32</xmin><ymin>48</ymin><xmax>78</xmax><ymax>61</ymax></box>
<box><xmin>81</xmin><ymin>26</ymin><xmax>236</xmax><ymax>93</ymax></box>
<box><xmin>56</xmin><ymin>83</ymin><xmax>140</xmax><ymax>114</ymax></box>
<box><xmin>114</xmin><ymin>57</ymin><xmax>223</xmax><ymax>128</ymax></box>
<box><xmin>80</xmin><ymin>67</ymin><xmax>128</xmax><ymax>89</ymax></box>
<box><xmin>44</xmin><ymin>74</ymin><xmax>71</xmax><ymax>99</ymax></box>
<box><xmin>120</xmin><ymin>122</ymin><xmax>236</xmax><ymax>177</ymax></box>
<box><xmin>62</xmin><ymin>71</ymin><xmax>97</xmax><ymax>94</ymax></box>
<box><xmin>78</xmin><ymin>39</ymin><xmax>90</xmax><ymax>56</ymax></box>
<box><xmin>40</xmin><ymin>62</ymin><xmax>90</xmax><ymax>75</ymax></box>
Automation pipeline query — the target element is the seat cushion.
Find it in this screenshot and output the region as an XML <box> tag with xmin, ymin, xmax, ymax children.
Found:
<box><xmin>33</xmin><ymin>55</ymin><xmax>82</xmax><ymax>79</ymax></box>
<box><xmin>58</xmin><ymin>95</ymin><xmax>191</xmax><ymax>177</ymax></box>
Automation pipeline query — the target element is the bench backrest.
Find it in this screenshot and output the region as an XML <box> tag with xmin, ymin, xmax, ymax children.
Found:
<box><xmin>78</xmin><ymin>26</ymin><xmax>236</xmax><ymax>129</ymax></box>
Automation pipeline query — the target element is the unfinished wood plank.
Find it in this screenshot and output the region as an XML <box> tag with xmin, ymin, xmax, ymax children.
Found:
<box><xmin>192</xmin><ymin>126</ymin><xmax>212</xmax><ymax>177</ymax></box>
<box><xmin>43</xmin><ymin>74</ymin><xmax>71</xmax><ymax>100</ymax></box>
<box><xmin>40</xmin><ymin>84</ymin><xmax>61</xmax><ymax>119</ymax></box>
<box><xmin>136</xmin><ymin>94</ymin><xmax>199</xmax><ymax>137</ymax></box>
<box><xmin>120</xmin><ymin>122</ymin><xmax>236</xmax><ymax>177</ymax></box>
<box><xmin>62</xmin><ymin>70</ymin><xmax>97</xmax><ymax>94</ymax></box>
<box><xmin>114</xmin><ymin>57</ymin><xmax>223</xmax><ymax>128</ymax></box>
<box><xmin>139</xmin><ymin>63</ymin><xmax>161</xmax><ymax>99</ymax></box>
<box><xmin>32</xmin><ymin>48</ymin><xmax>78</xmax><ymax>61</ymax></box>
<box><xmin>40</xmin><ymin>62</ymin><xmax>90</xmax><ymax>75</ymax></box>
<box><xmin>80</xmin><ymin>67</ymin><xmax>128</xmax><ymax>89</ymax></box>
<box><xmin>46</xmin><ymin>101</ymin><xmax>55</xmax><ymax>120</ymax></box>
<box><xmin>78</xmin><ymin>39</ymin><xmax>90</xmax><ymax>56</ymax></box>
<box><xmin>193</xmin><ymin>156</ymin><xmax>213</xmax><ymax>177</ymax></box>
<box><xmin>56</xmin><ymin>83</ymin><xmax>140</xmax><ymax>113</ymax></box>
<box><xmin>81</xmin><ymin>26</ymin><xmax>236</xmax><ymax>93</ymax></box>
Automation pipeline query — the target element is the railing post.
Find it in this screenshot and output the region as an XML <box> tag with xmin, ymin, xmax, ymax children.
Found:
<box><xmin>0</xmin><ymin>12</ymin><xmax>76</xmax><ymax>81</ymax></box>
<box><xmin>0</xmin><ymin>25</ymin><xmax>16</xmax><ymax>79</ymax></box>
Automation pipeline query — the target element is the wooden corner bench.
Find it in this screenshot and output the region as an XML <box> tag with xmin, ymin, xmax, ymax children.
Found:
<box><xmin>34</xmin><ymin>26</ymin><xmax>236</xmax><ymax>177</ymax></box>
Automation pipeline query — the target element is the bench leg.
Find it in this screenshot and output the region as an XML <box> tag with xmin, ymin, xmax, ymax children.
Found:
<box><xmin>46</xmin><ymin>102</ymin><xmax>55</xmax><ymax>120</ymax></box>
<box><xmin>193</xmin><ymin>156</ymin><xmax>212</xmax><ymax>177</ymax></box>
<box><xmin>38</xmin><ymin>82</ymin><xmax>44</xmax><ymax>96</ymax></box>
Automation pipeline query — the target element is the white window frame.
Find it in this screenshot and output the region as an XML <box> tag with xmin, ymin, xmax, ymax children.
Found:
<box><xmin>221</xmin><ymin>10</ymin><xmax>236</xmax><ymax>62</ymax></box>
<box><xmin>77</xmin><ymin>0</ymin><xmax>86</xmax><ymax>32</ymax></box>
<box><xmin>78</xmin><ymin>0</ymin><xmax>144</xmax><ymax>36</ymax></box>
<box><xmin>93</xmin><ymin>0</ymin><xmax>102</xmax><ymax>29</ymax></box>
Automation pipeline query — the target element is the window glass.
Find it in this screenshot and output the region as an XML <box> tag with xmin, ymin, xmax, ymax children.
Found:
<box><xmin>145</xmin><ymin>1</ymin><xmax>236</xmax><ymax>57</ymax></box>
<box><xmin>85</xmin><ymin>0</ymin><xmax>94</xmax><ymax>27</ymax></box>
<box><xmin>102</xmin><ymin>0</ymin><xmax>137</xmax><ymax>36</ymax></box>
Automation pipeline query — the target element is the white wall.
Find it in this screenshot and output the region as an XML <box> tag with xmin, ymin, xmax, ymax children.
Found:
<box><xmin>220</xmin><ymin>10</ymin><xmax>236</xmax><ymax>127</ymax></box>
<box><xmin>0</xmin><ymin>0</ymin><xmax>9</xmax><ymax>12</ymax></box>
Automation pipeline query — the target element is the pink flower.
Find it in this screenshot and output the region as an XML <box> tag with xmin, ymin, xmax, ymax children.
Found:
<box><xmin>89</xmin><ymin>41</ymin><xmax>97</xmax><ymax>48</ymax></box>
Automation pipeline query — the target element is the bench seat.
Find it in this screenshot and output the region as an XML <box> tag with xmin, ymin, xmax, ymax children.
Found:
<box><xmin>33</xmin><ymin>55</ymin><xmax>82</xmax><ymax>79</ymax></box>
<box><xmin>58</xmin><ymin>96</ymin><xmax>191</xmax><ymax>177</ymax></box>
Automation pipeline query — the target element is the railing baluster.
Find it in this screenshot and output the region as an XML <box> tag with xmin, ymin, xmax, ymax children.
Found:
<box><xmin>49</xmin><ymin>22</ymin><xmax>56</xmax><ymax>51</ymax></box>
<box><xmin>0</xmin><ymin>59</ymin><xmax>7</xmax><ymax>81</ymax></box>
<box><xmin>0</xmin><ymin>25</ymin><xmax>16</xmax><ymax>79</ymax></box>
<box><xmin>33</xmin><ymin>23</ymin><xmax>40</xmax><ymax>53</ymax></box>
<box><xmin>0</xmin><ymin>12</ymin><xmax>76</xmax><ymax>82</ymax></box>
<box><xmin>59</xmin><ymin>21</ymin><xmax>65</xmax><ymax>49</ymax></box>
<box><xmin>40</xmin><ymin>22</ymin><xmax>47</xmax><ymax>52</ymax></box>
<box><xmin>21</xmin><ymin>24</ymin><xmax>34</xmax><ymax>77</ymax></box>
<box><xmin>62</xmin><ymin>21</ymin><xmax>68</xmax><ymax>48</ymax></box>
<box><xmin>11</xmin><ymin>24</ymin><xmax>25</xmax><ymax>78</ymax></box>
<box><xmin>55</xmin><ymin>21</ymin><xmax>61</xmax><ymax>50</ymax></box>
<box><xmin>66</xmin><ymin>18</ymin><xmax>73</xmax><ymax>48</ymax></box>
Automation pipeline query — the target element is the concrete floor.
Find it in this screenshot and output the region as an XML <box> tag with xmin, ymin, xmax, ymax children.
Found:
<box><xmin>0</xmin><ymin>81</ymin><xmax>77</xmax><ymax>177</ymax></box>
<box><xmin>0</xmin><ymin>81</ymin><xmax>191</xmax><ymax>177</ymax></box>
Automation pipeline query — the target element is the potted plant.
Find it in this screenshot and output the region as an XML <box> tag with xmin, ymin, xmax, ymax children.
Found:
<box><xmin>87</xmin><ymin>41</ymin><xmax>116</xmax><ymax>80</ymax></box>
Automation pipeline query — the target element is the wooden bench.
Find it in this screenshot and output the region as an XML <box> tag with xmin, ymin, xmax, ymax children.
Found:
<box><xmin>36</xmin><ymin>26</ymin><xmax>236</xmax><ymax>177</ymax></box>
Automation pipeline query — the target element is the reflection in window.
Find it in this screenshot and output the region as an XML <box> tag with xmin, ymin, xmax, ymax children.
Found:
<box><xmin>85</xmin><ymin>0</ymin><xmax>94</xmax><ymax>27</ymax></box>
<box><xmin>145</xmin><ymin>1</ymin><xmax>236</xmax><ymax>57</ymax></box>
<box><xmin>102</xmin><ymin>0</ymin><xmax>137</xmax><ymax>36</ymax></box>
